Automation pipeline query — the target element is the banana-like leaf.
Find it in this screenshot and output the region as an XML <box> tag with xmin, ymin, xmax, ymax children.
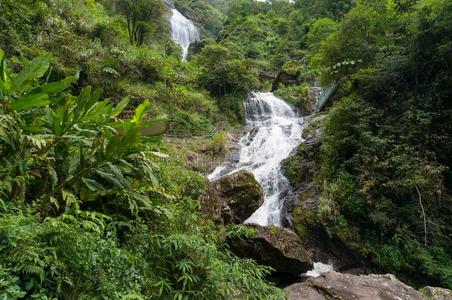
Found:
<box><xmin>0</xmin><ymin>49</ymin><xmax>10</xmax><ymax>93</ymax></box>
<box><xmin>96</xmin><ymin>170</ymin><xmax>126</xmax><ymax>188</ymax></box>
<box><xmin>82</xmin><ymin>178</ymin><xmax>105</xmax><ymax>192</ymax></box>
<box><xmin>11</xmin><ymin>93</ymin><xmax>50</xmax><ymax>111</ymax></box>
<box><xmin>28</xmin><ymin>73</ymin><xmax>79</xmax><ymax>97</ymax></box>
<box><xmin>132</xmin><ymin>100</ymin><xmax>150</xmax><ymax>125</ymax></box>
<box><xmin>48</xmin><ymin>165</ymin><xmax>58</xmax><ymax>188</ymax></box>
<box><xmin>111</xmin><ymin>97</ymin><xmax>130</xmax><ymax>118</ymax></box>
<box><xmin>115</xmin><ymin>116</ymin><xmax>168</xmax><ymax>137</ymax></box>
<box><xmin>13</xmin><ymin>55</ymin><xmax>51</xmax><ymax>93</ymax></box>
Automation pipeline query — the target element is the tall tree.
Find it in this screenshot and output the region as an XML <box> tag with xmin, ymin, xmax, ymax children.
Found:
<box><xmin>115</xmin><ymin>0</ymin><xmax>165</xmax><ymax>46</ymax></box>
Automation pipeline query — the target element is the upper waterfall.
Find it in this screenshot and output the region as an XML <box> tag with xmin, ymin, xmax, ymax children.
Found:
<box><xmin>209</xmin><ymin>92</ymin><xmax>303</xmax><ymax>226</ymax></box>
<box><xmin>170</xmin><ymin>8</ymin><xmax>200</xmax><ymax>60</ymax></box>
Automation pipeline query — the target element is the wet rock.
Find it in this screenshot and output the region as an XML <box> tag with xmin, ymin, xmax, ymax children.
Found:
<box><xmin>229</xmin><ymin>225</ymin><xmax>313</xmax><ymax>285</ymax></box>
<box><xmin>285</xmin><ymin>272</ymin><xmax>427</xmax><ymax>300</ymax></box>
<box><xmin>200</xmin><ymin>171</ymin><xmax>263</xmax><ymax>224</ymax></box>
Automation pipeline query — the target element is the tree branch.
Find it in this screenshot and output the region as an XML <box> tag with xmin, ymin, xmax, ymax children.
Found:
<box><xmin>415</xmin><ymin>185</ymin><xmax>428</xmax><ymax>246</ymax></box>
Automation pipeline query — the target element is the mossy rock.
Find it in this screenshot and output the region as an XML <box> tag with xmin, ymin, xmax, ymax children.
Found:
<box><xmin>282</xmin><ymin>141</ymin><xmax>320</xmax><ymax>187</ymax></box>
<box><xmin>285</xmin><ymin>273</ymin><xmax>427</xmax><ymax>300</ymax></box>
<box><xmin>282</xmin><ymin>155</ymin><xmax>304</xmax><ymax>186</ymax></box>
<box><xmin>200</xmin><ymin>171</ymin><xmax>264</xmax><ymax>225</ymax></box>
<box><xmin>292</xmin><ymin>206</ymin><xmax>318</xmax><ymax>239</ymax></box>
<box><xmin>302</xmin><ymin>114</ymin><xmax>326</xmax><ymax>140</ymax></box>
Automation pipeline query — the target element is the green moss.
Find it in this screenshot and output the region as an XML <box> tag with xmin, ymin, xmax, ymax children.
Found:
<box><xmin>282</xmin><ymin>154</ymin><xmax>304</xmax><ymax>186</ymax></box>
<box><xmin>282</xmin><ymin>142</ymin><xmax>318</xmax><ymax>187</ymax></box>
<box><xmin>292</xmin><ymin>207</ymin><xmax>317</xmax><ymax>238</ymax></box>
<box><xmin>269</xmin><ymin>226</ymin><xmax>280</xmax><ymax>236</ymax></box>
<box><xmin>245</xmin><ymin>226</ymin><xmax>259</xmax><ymax>237</ymax></box>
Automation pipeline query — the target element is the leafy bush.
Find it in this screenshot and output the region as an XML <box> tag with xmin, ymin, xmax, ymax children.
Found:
<box><xmin>0</xmin><ymin>51</ymin><xmax>167</xmax><ymax>217</ymax></box>
<box><xmin>0</xmin><ymin>213</ymin><xmax>149</xmax><ymax>299</ymax></box>
<box><xmin>208</xmin><ymin>131</ymin><xmax>227</xmax><ymax>155</ymax></box>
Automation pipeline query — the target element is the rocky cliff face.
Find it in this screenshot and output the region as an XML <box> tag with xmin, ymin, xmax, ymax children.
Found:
<box><xmin>281</xmin><ymin>114</ymin><xmax>368</xmax><ymax>274</ymax></box>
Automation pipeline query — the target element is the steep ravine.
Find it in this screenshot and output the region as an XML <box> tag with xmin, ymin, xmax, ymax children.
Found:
<box><xmin>204</xmin><ymin>92</ymin><xmax>452</xmax><ymax>299</ymax></box>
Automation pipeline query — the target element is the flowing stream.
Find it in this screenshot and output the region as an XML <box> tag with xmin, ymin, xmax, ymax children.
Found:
<box><xmin>170</xmin><ymin>8</ymin><xmax>200</xmax><ymax>60</ymax></box>
<box><xmin>209</xmin><ymin>92</ymin><xmax>303</xmax><ymax>226</ymax></box>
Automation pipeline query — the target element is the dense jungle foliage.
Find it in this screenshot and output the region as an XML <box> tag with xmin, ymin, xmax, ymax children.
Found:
<box><xmin>0</xmin><ymin>0</ymin><xmax>451</xmax><ymax>298</ymax></box>
<box><xmin>313</xmin><ymin>0</ymin><xmax>452</xmax><ymax>289</ymax></box>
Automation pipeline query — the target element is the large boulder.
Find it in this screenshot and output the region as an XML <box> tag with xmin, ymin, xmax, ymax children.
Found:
<box><xmin>200</xmin><ymin>171</ymin><xmax>263</xmax><ymax>224</ymax></box>
<box><xmin>285</xmin><ymin>272</ymin><xmax>428</xmax><ymax>300</ymax></box>
<box><xmin>229</xmin><ymin>225</ymin><xmax>313</xmax><ymax>285</ymax></box>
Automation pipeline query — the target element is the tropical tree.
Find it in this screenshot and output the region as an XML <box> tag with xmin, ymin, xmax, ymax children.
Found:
<box><xmin>0</xmin><ymin>50</ymin><xmax>166</xmax><ymax>216</ymax></box>
<box><xmin>115</xmin><ymin>0</ymin><xmax>166</xmax><ymax>45</ymax></box>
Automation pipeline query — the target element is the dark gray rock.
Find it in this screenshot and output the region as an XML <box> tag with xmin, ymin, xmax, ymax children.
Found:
<box><xmin>229</xmin><ymin>225</ymin><xmax>313</xmax><ymax>285</ymax></box>
<box><xmin>200</xmin><ymin>171</ymin><xmax>263</xmax><ymax>224</ymax></box>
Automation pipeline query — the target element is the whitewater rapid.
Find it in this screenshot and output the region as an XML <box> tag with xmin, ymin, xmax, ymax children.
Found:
<box><xmin>170</xmin><ymin>8</ymin><xmax>200</xmax><ymax>60</ymax></box>
<box><xmin>209</xmin><ymin>92</ymin><xmax>303</xmax><ymax>226</ymax></box>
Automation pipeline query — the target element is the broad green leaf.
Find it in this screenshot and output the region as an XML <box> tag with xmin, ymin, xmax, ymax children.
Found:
<box><xmin>132</xmin><ymin>100</ymin><xmax>150</xmax><ymax>125</ymax></box>
<box><xmin>96</xmin><ymin>170</ymin><xmax>125</xmax><ymax>188</ymax></box>
<box><xmin>0</xmin><ymin>49</ymin><xmax>9</xmax><ymax>93</ymax></box>
<box><xmin>13</xmin><ymin>55</ymin><xmax>51</xmax><ymax>93</ymax></box>
<box><xmin>48</xmin><ymin>165</ymin><xmax>58</xmax><ymax>188</ymax></box>
<box><xmin>28</xmin><ymin>73</ymin><xmax>79</xmax><ymax>97</ymax></box>
<box><xmin>106</xmin><ymin>127</ymin><xmax>141</xmax><ymax>158</ymax></box>
<box><xmin>65</xmin><ymin>152</ymin><xmax>80</xmax><ymax>179</ymax></box>
<box><xmin>11</xmin><ymin>93</ymin><xmax>50</xmax><ymax>111</ymax></box>
<box><xmin>111</xmin><ymin>97</ymin><xmax>130</xmax><ymax>117</ymax></box>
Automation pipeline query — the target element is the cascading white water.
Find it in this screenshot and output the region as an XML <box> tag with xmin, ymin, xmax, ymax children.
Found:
<box><xmin>170</xmin><ymin>8</ymin><xmax>200</xmax><ymax>60</ymax></box>
<box><xmin>209</xmin><ymin>92</ymin><xmax>303</xmax><ymax>226</ymax></box>
<box><xmin>305</xmin><ymin>262</ymin><xmax>334</xmax><ymax>277</ymax></box>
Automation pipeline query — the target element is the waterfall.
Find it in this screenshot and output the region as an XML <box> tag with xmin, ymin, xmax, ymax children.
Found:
<box><xmin>170</xmin><ymin>9</ymin><xmax>200</xmax><ymax>60</ymax></box>
<box><xmin>209</xmin><ymin>92</ymin><xmax>303</xmax><ymax>226</ymax></box>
